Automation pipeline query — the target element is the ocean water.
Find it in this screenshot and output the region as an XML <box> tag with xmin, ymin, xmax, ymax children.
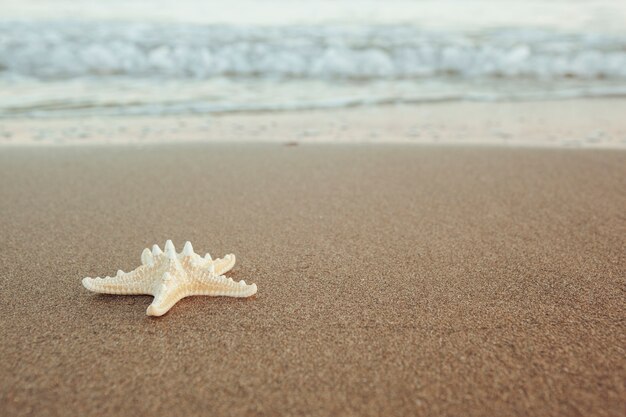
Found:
<box><xmin>1</xmin><ymin>0</ymin><xmax>626</xmax><ymax>117</ymax></box>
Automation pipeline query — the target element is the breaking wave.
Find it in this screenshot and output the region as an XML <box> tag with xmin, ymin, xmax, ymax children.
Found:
<box><xmin>2</xmin><ymin>21</ymin><xmax>626</xmax><ymax>81</ymax></box>
<box><xmin>1</xmin><ymin>19</ymin><xmax>626</xmax><ymax>117</ymax></box>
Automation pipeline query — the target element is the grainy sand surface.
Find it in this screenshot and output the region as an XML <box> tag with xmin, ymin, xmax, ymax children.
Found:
<box><xmin>0</xmin><ymin>144</ymin><xmax>625</xmax><ymax>417</ymax></box>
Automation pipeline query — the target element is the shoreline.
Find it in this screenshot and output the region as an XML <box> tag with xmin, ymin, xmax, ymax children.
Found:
<box><xmin>1</xmin><ymin>99</ymin><xmax>625</xmax><ymax>149</ymax></box>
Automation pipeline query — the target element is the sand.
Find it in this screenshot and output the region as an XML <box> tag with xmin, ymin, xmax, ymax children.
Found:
<box><xmin>0</xmin><ymin>144</ymin><xmax>624</xmax><ymax>417</ymax></box>
<box><xmin>1</xmin><ymin>99</ymin><xmax>626</xmax><ymax>148</ymax></box>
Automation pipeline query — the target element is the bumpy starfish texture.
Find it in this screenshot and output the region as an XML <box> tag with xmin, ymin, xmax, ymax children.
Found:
<box><xmin>82</xmin><ymin>240</ymin><xmax>257</xmax><ymax>316</ymax></box>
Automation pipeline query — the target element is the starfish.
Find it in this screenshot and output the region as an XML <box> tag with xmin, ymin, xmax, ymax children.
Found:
<box><xmin>82</xmin><ymin>240</ymin><xmax>257</xmax><ymax>316</ymax></box>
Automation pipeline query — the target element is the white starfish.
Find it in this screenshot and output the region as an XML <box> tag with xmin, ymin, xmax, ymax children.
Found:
<box><xmin>82</xmin><ymin>240</ymin><xmax>257</xmax><ymax>316</ymax></box>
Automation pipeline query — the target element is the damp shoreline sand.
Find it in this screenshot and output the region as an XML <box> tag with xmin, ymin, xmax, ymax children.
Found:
<box><xmin>0</xmin><ymin>143</ymin><xmax>625</xmax><ymax>416</ymax></box>
<box><xmin>1</xmin><ymin>99</ymin><xmax>625</xmax><ymax>148</ymax></box>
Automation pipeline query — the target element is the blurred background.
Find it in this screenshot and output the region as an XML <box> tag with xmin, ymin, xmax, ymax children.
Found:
<box><xmin>1</xmin><ymin>0</ymin><xmax>625</xmax><ymax>119</ymax></box>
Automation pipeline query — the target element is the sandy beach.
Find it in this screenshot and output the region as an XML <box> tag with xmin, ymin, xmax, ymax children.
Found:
<box><xmin>2</xmin><ymin>0</ymin><xmax>626</xmax><ymax>414</ymax></box>
<box><xmin>1</xmin><ymin>100</ymin><xmax>626</xmax><ymax>148</ymax></box>
<box><xmin>0</xmin><ymin>143</ymin><xmax>624</xmax><ymax>416</ymax></box>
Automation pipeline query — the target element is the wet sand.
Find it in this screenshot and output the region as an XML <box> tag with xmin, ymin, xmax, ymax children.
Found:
<box><xmin>0</xmin><ymin>144</ymin><xmax>624</xmax><ymax>416</ymax></box>
<box><xmin>2</xmin><ymin>99</ymin><xmax>626</xmax><ymax>148</ymax></box>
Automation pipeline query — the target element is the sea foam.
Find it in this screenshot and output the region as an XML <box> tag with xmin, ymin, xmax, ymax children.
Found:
<box><xmin>1</xmin><ymin>20</ymin><xmax>626</xmax><ymax>117</ymax></box>
<box><xmin>2</xmin><ymin>22</ymin><xmax>626</xmax><ymax>81</ymax></box>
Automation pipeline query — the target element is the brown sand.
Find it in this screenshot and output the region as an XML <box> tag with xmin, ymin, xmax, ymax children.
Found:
<box><xmin>0</xmin><ymin>144</ymin><xmax>624</xmax><ymax>417</ymax></box>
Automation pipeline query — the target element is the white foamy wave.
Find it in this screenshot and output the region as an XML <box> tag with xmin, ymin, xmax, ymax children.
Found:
<box><xmin>2</xmin><ymin>21</ymin><xmax>626</xmax><ymax>81</ymax></box>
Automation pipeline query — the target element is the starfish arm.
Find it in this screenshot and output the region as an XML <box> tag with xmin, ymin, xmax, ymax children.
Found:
<box><xmin>187</xmin><ymin>270</ymin><xmax>257</xmax><ymax>298</ymax></box>
<box><xmin>186</xmin><ymin>254</ymin><xmax>236</xmax><ymax>275</ymax></box>
<box><xmin>82</xmin><ymin>267</ymin><xmax>153</xmax><ymax>295</ymax></box>
<box><xmin>146</xmin><ymin>281</ymin><xmax>189</xmax><ymax>316</ymax></box>
<box><xmin>213</xmin><ymin>254</ymin><xmax>236</xmax><ymax>275</ymax></box>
